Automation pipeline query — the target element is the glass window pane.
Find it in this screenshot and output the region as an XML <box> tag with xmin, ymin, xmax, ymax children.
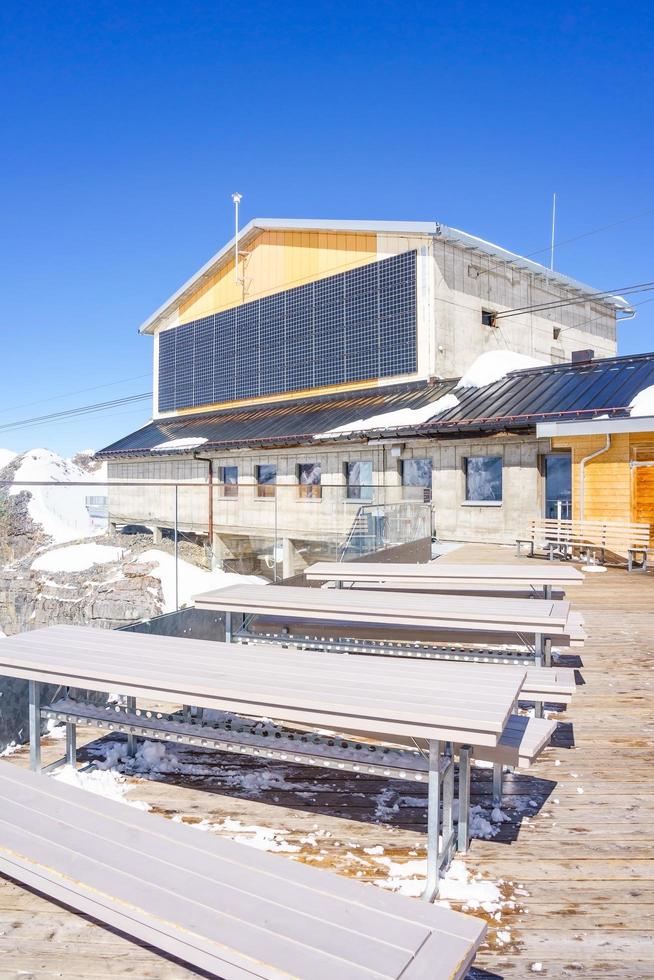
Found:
<box><xmin>346</xmin><ymin>460</ymin><xmax>373</xmax><ymax>501</ymax></box>
<box><xmin>257</xmin><ymin>464</ymin><xmax>276</xmax><ymax>497</ymax></box>
<box><xmin>403</xmin><ymin>458</ymin><xmax>432</xmax><ymax>501</ymax></box>
<box><xmin>465</xmin><ymin>456</ymin><xmax>502</xmax><ymax>501</ymax></box>
<box><xmin>544</xmin><ymin>454</ymin><xmax>572</xmax><ymax>518</ymax></box>
<box><xmin>222</xmin><ymin>465</ymin><xmax>238</xmax><ymax>498</ymax></box>
<box><xmin>298</xmin><ymin>462</ymin><xmax>321</xmax><ymax>499</ymax></box>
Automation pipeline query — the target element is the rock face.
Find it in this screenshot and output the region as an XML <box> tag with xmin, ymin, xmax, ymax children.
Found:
<box><xmin>0</xmin><ymin>545</ymin><xmax>163</xmax><ymax>635</ymax></box>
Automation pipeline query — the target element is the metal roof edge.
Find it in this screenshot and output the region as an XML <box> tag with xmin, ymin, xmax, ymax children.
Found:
<box><xmin>138</xmin><ymin>216</ymin><xmax>631</xmax><ymax>335</ymax></box>
<box><xmin>435</xmin><ymin>224</ymin><xmax>632</xmax><ymax>311</ymax></box>
<box><xmin>537</xmin><ymin>415</ymin><xmax>654</xmax><ymax>438</ymax></box>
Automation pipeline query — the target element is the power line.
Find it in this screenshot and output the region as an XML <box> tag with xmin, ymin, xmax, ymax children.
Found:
<box><xmin>495</xmin><ymin>281</ymin><xmax>654</xmax><ymax>320</ymax></box>
<box><xmin>0</xmin><ymin>392</ymin><xmax>151</xmax><ymax>434</ymax></box>
<box><xmin>473</xmin><ymin>203</ymin><xmax>654</xmax><ymax>280</ymax></box>
<box><xmin>0</xmin><ymin>373</ymin><xmax>151</xmax><ymax>416</ymax></box>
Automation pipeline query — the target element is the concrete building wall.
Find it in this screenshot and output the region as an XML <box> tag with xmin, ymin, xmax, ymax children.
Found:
<box><xmin>107</xmin><ymin>433</ymin><xmax>550</xmax><ymax>560</ymax></box>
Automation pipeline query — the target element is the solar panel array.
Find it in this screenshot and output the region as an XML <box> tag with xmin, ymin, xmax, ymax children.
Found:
<box><xmin>157</xmin><ymin>250</ymin><xmax>417</xmax><ymax>412</ymax></box>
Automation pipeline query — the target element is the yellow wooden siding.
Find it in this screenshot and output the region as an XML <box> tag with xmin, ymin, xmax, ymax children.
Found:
<box><xmin>552</xmin><ymin>432</ymin><xmax>654</xmax><ymax>530</ymax></box>
<box><xmin>178</xmin><ymin>230</ymin><xmax>377</xmax><ymax>323</ymax></box>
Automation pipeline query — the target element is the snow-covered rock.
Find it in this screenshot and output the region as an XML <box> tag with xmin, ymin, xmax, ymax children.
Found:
<box><xmin>0</xmin><ymin>449</ymin><xmax>17</xmax><ymax>471</ymax></box>
<box><xmin>7</xmin><ymin>448</ymin><xmax>107</xmax><ymax>546</ymax></box>
<box><xmin>136</xmin><ymin>548</ymin><xmax>265</xmax><ymax>612</ymax></box>
<box><xmin>456</xmin><ymin>351</ymin><xmax>547</xmax><ymax>389</ymax></box>
<box><xmin>31</xmin><ymin>543</ymin><xmax>124</xmax><ymax>573</ymax></box>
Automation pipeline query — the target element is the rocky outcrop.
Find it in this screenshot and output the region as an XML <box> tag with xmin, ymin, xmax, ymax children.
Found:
<box><xmin>0</xmin><ymin>557</ymin><xmax>162</xmax><ymax>635</ymax></box>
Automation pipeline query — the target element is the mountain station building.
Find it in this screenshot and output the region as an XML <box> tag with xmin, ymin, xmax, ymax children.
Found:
<box><xmin>96</xmin><ymin>219</ymin><xmax>654</xmax><ymax>577</ymax></box>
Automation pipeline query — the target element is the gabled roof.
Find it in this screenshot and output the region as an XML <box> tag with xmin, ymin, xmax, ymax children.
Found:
<box><xmin>138</xmin><ymin>218</ymin><xmax>631</xmax><ymax>335</ymax></box>
<box><xmin>96</xmin><ymin>352</ymin><xmax>654</xmax><ymax>458</ymax></box>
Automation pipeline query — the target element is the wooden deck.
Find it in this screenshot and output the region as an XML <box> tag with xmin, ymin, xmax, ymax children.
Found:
<box><xmin>1</xmin><ymin>543</ymin><xmax>653</xmax><ymax>978</ymax></box>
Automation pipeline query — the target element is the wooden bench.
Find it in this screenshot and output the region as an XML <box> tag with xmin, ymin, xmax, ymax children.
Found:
<box><xmin>306</xmin><ymin>560</ymin><xmax>585</xmax><ymax>599</ymax></box>
<box><xmin>517</xmin><ymin>518</ymin><xmax>650</xmax><ymax>571</ymax></box>
<box><xmin>0</xmin><ymin>763</ymin><xmax>486</xmax><ymax>979</ymax></box>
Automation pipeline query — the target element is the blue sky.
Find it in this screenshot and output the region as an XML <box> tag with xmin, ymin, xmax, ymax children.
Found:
<box><xmin>1</xmin><ymin>0</ymin><xmax>652</xmax><ymax>456</ymax></box>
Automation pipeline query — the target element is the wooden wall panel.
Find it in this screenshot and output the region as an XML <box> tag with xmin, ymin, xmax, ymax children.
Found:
<box><xmin>178</xmin><ymin>231</ymin><xmax>377</xmax><ymax>323</ymax></box>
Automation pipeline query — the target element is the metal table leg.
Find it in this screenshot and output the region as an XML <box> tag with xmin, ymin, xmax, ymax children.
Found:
<box><xmin>225</xmin><ymin>610</ymin><xmax>232</xmax><ymax>643</ymax></box>
<box><xmin>422</xmin><ymin>739</ymin><xmax>442</xmax><ymax>902</ymax></box>
<box><xmin>29</xmin><ymin>681</ymin><xmax>41</xmax><ymax>773</ymax></box>
<box><xmin>457</xmin><ymin>745</ymin><xmax>472</xmax><ymax>853</ymax></box>
<box><xmin>65</xmin><ymin>722</ymin><xmax>77</xmax><ymax>767</ymax></box>
<box><xmin>492</xmin><ymin>762</ymin><xmax>503</xmax><ymax>808</ymax></box>
<box><xmin>126</xmin><ymin>696</ymin><xmax>137</xmax><ymax>757</ymax></box>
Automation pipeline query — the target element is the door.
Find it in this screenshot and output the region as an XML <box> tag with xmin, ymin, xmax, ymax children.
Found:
<box><xmin>544</xmin><ymin>453</ymin><xmax>572</xmax><ymax>519</ymax></box>
<box><xmin>633</xmin><ymin>450</ymin><xmax>654</xmax><ymax>536</ymax></box>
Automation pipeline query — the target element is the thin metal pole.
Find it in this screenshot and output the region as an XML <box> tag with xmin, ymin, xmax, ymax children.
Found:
<box><xmin>65</xmin><ymin>723</ymin><xmax>77</xmax><ymax>768</ymax></box>
<box><xmin>126</xmin><ymin>696</ymin><xmax>136</xmax><ymax>757</ymax></box>
<box><xmin>174</xmin><ymin>484</ymin><xmax>179</xmax><ymax>612</ymax></box>
<box><xmin>29</xmin><ymin>681</ymin><xmax>41</xmax><ymax>772</ymax></box>
<box><xmin>457</xmin><ymin>745</ymin><xmax>472</xmax><ymax>853</ymax></box>
<box><xmin>492</xmin><ymin>762</ymin><xmax>503</xmax><ymax>808</ymax></box>
<box><xmin>550</xmin><ymin>192</ymin><xmax>556</xmax><ymax>271</ymax></box>
<box><xmin>422</xmin><ymin>739</ymin><xmax>442</xmax><ymax>902</ymax></box>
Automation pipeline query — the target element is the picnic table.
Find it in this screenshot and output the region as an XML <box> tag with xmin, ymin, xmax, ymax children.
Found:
<box><xmin>0</xmin><ymin>624</ymin><xmax>525</xmax><ymax>903</ymax></box>
<box><xmin>194</xmin><ymin>582</ymin><xmax>585</xmax><ymax>666</ymax></box>
<box><xmin>305</xmin><ymin>561</ymin><xmax>585</xmax><ymax>598</ymax></box>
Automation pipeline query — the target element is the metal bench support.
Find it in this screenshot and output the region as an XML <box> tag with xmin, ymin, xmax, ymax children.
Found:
<box><xmin>457</xmin><ymin>746</ymin><xmax>472</xmax><ymax>853</ymax></box>
<box><xmin>492</xmin><ymin>762</ymin><xmax>503</xmax><ymax>808</ymax></box>
<box><xmin>423</xmin><ymin>739</ymin><xmax>442</xmax><ymax>902</ymax></box>
<box><xmin>29</xmin><ymin>680</ymin><xmax>41</xmax><ymax>773</ymax></box>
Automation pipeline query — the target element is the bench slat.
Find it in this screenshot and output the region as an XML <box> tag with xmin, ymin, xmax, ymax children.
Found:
<box><xmin>0</xmin><ymin>765</ymin><xmax>485</xmax><ymax>979</ymax></box>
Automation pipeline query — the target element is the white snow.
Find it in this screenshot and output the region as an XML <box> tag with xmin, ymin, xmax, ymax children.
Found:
<box><xmin>136</xmin><ymin>549</ymin><xmax>265</xmax><ymax>612</ymax></box>
<box><xmin>629</xmin><ymin>384</ymin><xmax>654</xmax><ymax>418</ymax></box>
<box><xmin>0</xmin><ymin>449</ymin><xmax>17</xmax><ymax>471</ymax></box>
<box><xmin>31</xmin><ymin>542</ymin><xmax>124</xmax><ymax>572</ymax></box>
<box><xmin>456</xmin><ymin>351</ymin><xmax>547</xmax><ymax>389</ymax></box>
<box><xmin>314</xmin><ymin>393</ymin><xmax>460</xmax><ymax>439</ymax></box>
<box><xmin>152</xmin><ymin>437</ymin><xmax>208</xmax><ymax>451</ymax></box>
<box><xmin>374</xmin><ymin>855</ymin><xmax>506</xmax><ymax>910</ymax></box>
<box><xmin>9</xmin><ymin>448</ymin><xmax>107</xmax><ymax>544</ymax></box>
<box><xmin>51</xmin><ymin>764</ymin><xmax>150</xmax><ymax>810</ymax></box>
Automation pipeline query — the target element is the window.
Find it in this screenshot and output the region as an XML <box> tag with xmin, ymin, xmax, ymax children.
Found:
<box><xmin>256</xmin><ymin>464</ymin><xmax>277</xmax><ymax>498</ymax></box>
<box><xmin>402</xmin><ymin>458</ymin><xmax>432</xmax><ymax>502</ymax></box>
<box><xmin>221</xmin><ymin>465</ymin><xmax>238</xmax><ymax>498</ymax></box>
<box><xmin>298</xmin><ymin>462</ymin><xmax>321</xmax><ymax>499</ymax></box>
<box><xmin>465</xmin><ymin>456</ymin><xmax>502</xmax><ymax>502</ymax></box>
<box><xmin>481</xmin><ymin>309</ymin><xmax>496</xmax><ymax>328</ymax></box>
<box><xmin>345</xmin><ymin>460</ymin><xmax>373</xmax><ymax>501</ymax></box>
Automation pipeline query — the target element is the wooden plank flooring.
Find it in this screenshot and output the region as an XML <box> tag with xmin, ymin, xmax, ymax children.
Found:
<box><xmin>0</xmin><ymin>544</ymin><xmax>653</xmax><ymax>978</ymax></box>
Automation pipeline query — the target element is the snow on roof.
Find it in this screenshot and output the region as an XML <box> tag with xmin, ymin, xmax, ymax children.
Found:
<box><xmin>455</xmin><ymin>351</ymin><xmax>548</xmax><ymax>389</ymax></box>
<box><xmin>9</xmin><ymin>448</ymin><xmax>107</xmax><ymax>545</ymax></box>
<box><xmin>314</xmin><ymin>392</ymin><xmax>460</xmax><ymax>440</ymax></box>
<box><xmin>629</xmin><ymin>383</ymin><xmax>654</xmax><ymax>418</ymax></box>
<box><xmin>152</xmin><ymin>437</ymin><xmax>208</xmax><ymax>452</ymax></box>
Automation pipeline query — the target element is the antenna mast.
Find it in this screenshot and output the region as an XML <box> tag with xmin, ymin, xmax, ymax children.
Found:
<box><xmin>232</xmin><ymin>192</ymin><xmax>243</xmax><ymax>283</ymax></box>
<box><xmin>550</xmin><ymin>192</ymin><xmax>557</xmax><ymax>271</ymax></box>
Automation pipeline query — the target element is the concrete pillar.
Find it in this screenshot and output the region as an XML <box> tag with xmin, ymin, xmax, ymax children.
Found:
<box><xmin>213</xmin><ymin>533</ymin><xmax>240</xmax><ymax>570</ymax></box>
<box><xmin>151</xmin><ymin>526</ymin><xmax>164</xmax><ymax>545</ymax></box>
<box><xmin>282</xmin><ymin>537</ymin><xmax>299</xmax><ymax>580</ymax></box>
